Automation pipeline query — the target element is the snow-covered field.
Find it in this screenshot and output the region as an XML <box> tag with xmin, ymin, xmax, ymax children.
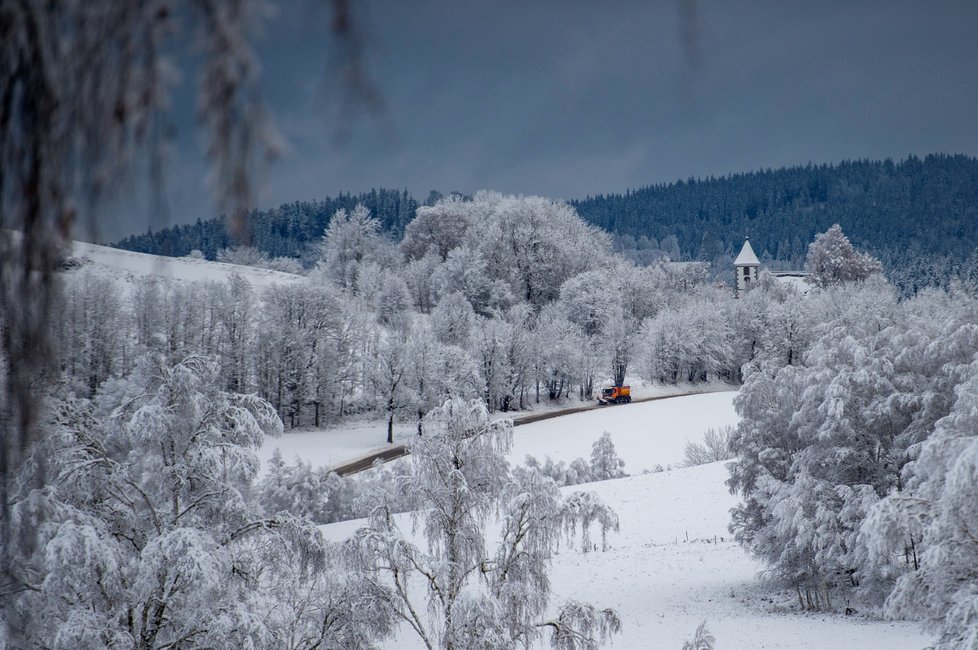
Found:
<box><xmin>257</xmin><ymin>385</ymin><xmax>735</xmax><ymax>472</ymax></box>
<box><xmin>256</xmin><ymin>420</ymin><xmax>416</xmax><ymax>470</ymax></box>
<box><xmin>511</xmin><ymin>391</ymin><xmax>737</xmax><ymax>473</ymax></box>
<box><xmin>66</xmin><ymin>240</ymin><xmax>302</xmax><ymax>290</ymax></box>
<box><xmin>543</xmin><ymin>465</ymin><xmax>927</xmax><ymax>650</ymax></box>
<box><xmin>319</xmin><ymin>393</ymin><xmax>930</xmax><ymax>649</ymax></box>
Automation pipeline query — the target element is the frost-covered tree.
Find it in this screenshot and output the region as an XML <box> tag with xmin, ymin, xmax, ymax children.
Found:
<box><xmin>754</xmin><ymin>293</ymin><xmax>812</xmax><ymax>369</ymax></box>
<box><xmin>404</xmin><ymin>326</ymin><xmax>453</xmax><ymax>435</ymax></box>
<box><xmin>256</xmin><ymin>282</ymin><xmax>360</xmax><ymax>426</ymax></box>
<box><xmin>806</xmin><ymin>224</ymin><xmax>884</xmax><ymax>288</ymax></box>
<box><xmin>558</xmin><ymin>271</ymin><xmax>628</xmax><ymax>391</ymax></box>
<box><xmin>401</xmin><ymin>197</ymin><xmax>471</xmax><ymax>262</ymax></box>
<box><xmin>348</xmin><ymin>398</ymin><xmax>621</xmax><ymax>649</ymax></box>
<box><xmin>728</xmin><ymin>280</ymin><xmax>978</xmax><ymax>614</ymax></box>
<box><xmin>418</xmin><ymin>192</ymin><xmax>611</xmax><ymax>310</ymax></box>
<box><xmin>543</xmin><ymin>456</ymin><xmax>594</xmax><ymax>488</ymax></box>
<box><xmin>4</xmin><ymin>355</ymin><xmax>393</xmax><ymax>648</ymax></box>
<box><xmin>500</xmin><ymin>304</ymin><xmax>535</xmax><ymax>410</ymax></box>
<box><xmin>863</xmin><ymin>359</ymin><xmax>978</xmax><ymax>647</ymax></box>
<box><xmin>369</xmin><ymin>331</ymin><xmax>412</xmax><ymax>444</ymax></box>
<box><xmin>258</xmin><ymin>453</ymin><xmax>419</xmax><ymax>526</ymax></box>
<box><xmin>471</xmin><ymin>315</ymin><xmax>513</xmax><ymax>412</ymax></box>
<box><xmin>559</xmin><ymin>272</ymin><xmax>619</xmax><ymax>339</ymax></box>
<box><xmin>374</xmin><ymin>270</ymin><xmax>413</xmax><ymax>327</ymax></box>
<box><xmin>589</xmin><ymin>432</ymin><xmax>627</xmax><ymax>481</ymax></box>
<box><xmin>533</xmin><ymin>303</ymin><xmax>580</xmax><ymax>401</ymax></box>
<box><xmin>259</xmin><ymin>450</ymin><xmax>335</xmax><ymax>523</ymax></box>
<box><xmin>317</xmin><ymin>205</ymin><xmax>385</xmax><ymax>295</ymax></box>
<box><xmin>54</xmin><ymin>270</ymin><xmax>129</xmax><ymax>397</ymax></box>
<box><xmin>605</xmin><ymin>308</ymin><xmax>632</xmax><ymax>389</ymax></box>
<box><xmin>431</xmin><ymin>245</ymin><xmax>512</xmax><ymax>315</ymax></box>
<box><xmin>432</xmin><ymin>291</ymin><xmax>476</xmax><ymax>348</ymax></box>
<box><xmin>639</xmin><ymin>289</ymin><xmax>739</xmax><ymax>384</ymax></box>
<box><xmin>214</xmin><ymin>274</ymin><xmax>257</xmax><ymax>392</ymax></box>
<box><xmin>403</xmin><ymin>252</ymin><xmax>440</xmax><ymax>313</ymax></box>
<box><xmin>728</xmin><ymin>285</ymin><xmax>900</xmax><ymax>605</ymax></box>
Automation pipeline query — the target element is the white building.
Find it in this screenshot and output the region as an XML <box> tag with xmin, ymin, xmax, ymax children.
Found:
<box><xmin>732</xmin><ymin>236</ymin><xmax>812</xmax><ymax>297</ymax></box>
<box><xmin>734</xmin><ymin>237</ymin><xmax>760</xmax><ymax>298</ymax></box>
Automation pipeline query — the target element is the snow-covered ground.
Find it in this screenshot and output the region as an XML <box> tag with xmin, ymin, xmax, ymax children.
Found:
<box><xmin>511</xmin><ymin>390</ymin><xmax>736</xmax><ymax>473</ymax></box>
<box><xmin>257</xmin><ymin>384</ymin><xmax>734</xmax><ymax>473</ymax></box>
<box><xmin>256</xmin><ymin>420</ymin><xmax>417</xmax><ymax>470</ymax></box>
<box><xmin>319</xmin><ymin>393</ymin><xmax>930</xmax><ymax>649</ymax></box>
<box><xmin>543</xmin><ymin>465</ymin><xmax>926</xmax><ymax>649</ymax></box>
<box><xmin>65</xmin><ymin>240</ymin><xmax>302</xmax><ymax>290</ymax></box>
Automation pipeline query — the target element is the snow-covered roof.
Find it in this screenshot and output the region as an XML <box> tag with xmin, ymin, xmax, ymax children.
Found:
<box><xmin>773</xmin><ymin>272</ymin><xmax>813</xmax><ymax>295</ymax></box>
<box><xmin>734</xmin><ymin>238</ymin><xmax>760</xmax><ymax>266</ymax></box>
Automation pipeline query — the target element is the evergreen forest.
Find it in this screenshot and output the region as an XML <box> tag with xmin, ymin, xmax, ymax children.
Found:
<box><xmin>114</xmin><ymin>154</ymin><xmax>978</xmax><ymax>294</ymax></box>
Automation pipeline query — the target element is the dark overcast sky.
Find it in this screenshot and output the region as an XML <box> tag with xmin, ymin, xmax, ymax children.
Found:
<box><xmin>97</xmin><ymin>0</ymin><xmax>978</xmax><ymax>241</ymax></box>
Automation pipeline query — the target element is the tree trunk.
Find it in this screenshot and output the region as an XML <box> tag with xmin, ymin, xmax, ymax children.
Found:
<box><xmin>612</xmin><ymin>356</ymin><xmax>626</xmax><ymax>387</ymax></box>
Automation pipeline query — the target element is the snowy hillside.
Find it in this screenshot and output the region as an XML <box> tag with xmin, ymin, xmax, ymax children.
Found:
<box><xmin>65</xmin><ymin>240</ymin><xmax>303</xmax><ymax>289</ymax></box>
<box><xmin>542</xmin><ymin>465</ymin><xmax>926</xmax><ymax>650</ymax></box>
<box><xmin>319</xmin><ymin>394</ymin><xmax>930</xmax><ymax>649</ymax></box>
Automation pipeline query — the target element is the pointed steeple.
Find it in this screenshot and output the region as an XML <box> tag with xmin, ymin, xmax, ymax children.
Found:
<box><xmin>734</xmin><ymin>237</ymin><xmax>760</xmax><ymax>267</ymax></box>
<box><xmin>734</xmin><ymin>237</ymin><xmax>760</xmax><ymax>298</ymax></box>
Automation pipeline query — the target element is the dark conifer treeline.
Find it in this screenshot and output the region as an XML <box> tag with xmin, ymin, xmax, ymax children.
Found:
<box><xmin>114</xmin><ymin>155</ymin><xmax>978</xmax><ymax>293</ymax></box>
<box><xmin>115</xmin><ymin>188</ymin><xmax>419</xmax><ymax>261</ymax></box>
<box><xmin>571</xmin><ymin>154</ymin><xmax>978</xmax><ymax>287</ymax></box>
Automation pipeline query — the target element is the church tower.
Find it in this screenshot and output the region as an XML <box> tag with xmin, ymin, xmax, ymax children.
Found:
<box><xmin>734</xmin><ymin>237</ymin><xmax>760</xmax><ymax>298</ymax></box>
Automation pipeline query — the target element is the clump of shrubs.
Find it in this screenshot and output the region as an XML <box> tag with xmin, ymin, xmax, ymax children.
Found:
<box><xmin>683</xmin><ymin>425</ymin><xmax>735</xmax><ymax>467</ymax></box>
<box><xmin>525</xmin><ymin>431</ymin><xmax>627</xmax><ymax>487</ymax></box>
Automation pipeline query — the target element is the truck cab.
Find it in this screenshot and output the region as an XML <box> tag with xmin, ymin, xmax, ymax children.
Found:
<box><xmin>597</xmin><ymin>385</ymin><xmax>631</xmax><ymax>405</ymax></box>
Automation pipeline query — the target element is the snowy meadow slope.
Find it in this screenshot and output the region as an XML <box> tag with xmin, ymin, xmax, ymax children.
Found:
<box><xmin>319</xmin><ymin>393</ymin><xmax>929</xmax><ymax>649</ymax></box>
<box><xmin>509</xmin><ymin>391</ymin><xmax>736</xmax><ymax>473</ymax></box>
<box><xmin>66</xmin><ymin>240</ymin><xmax>303</xmax><ymax>290</ymax></box>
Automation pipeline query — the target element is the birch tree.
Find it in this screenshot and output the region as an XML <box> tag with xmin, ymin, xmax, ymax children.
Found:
<box><xmin>348</xmin><ymin>398</ymin><xmax>621</xmax><ymax>650</ymax></box>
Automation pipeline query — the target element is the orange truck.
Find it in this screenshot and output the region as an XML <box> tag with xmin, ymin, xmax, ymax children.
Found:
<box><xmin>597</xmin><ymin>385</ymin><xmax>631</xmax><ymax>405</ymax></box>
